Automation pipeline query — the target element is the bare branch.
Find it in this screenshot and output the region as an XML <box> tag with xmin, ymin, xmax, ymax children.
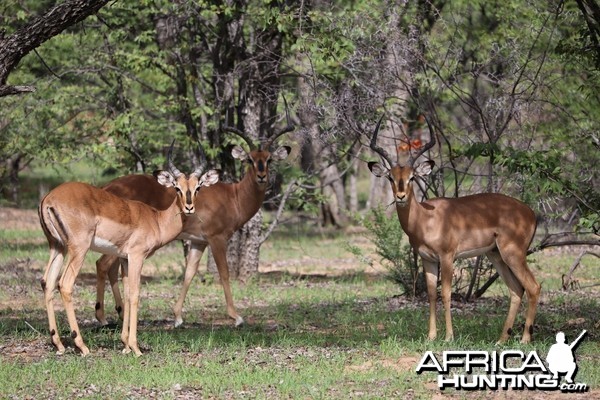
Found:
<box><xmin>259</xmin><ymin>179</ymin><xmax>297</xmax><ymax>245</ymax></box>
<box><xmin>0</xmin><ymin>85</ymin><xmax>36</xmax><ymax>96</ymax></box>
<box><xmin>563</xmin><ymin>251</ymin><xmax>600</xmax><ymax>291</ymax></box>
<box><xmin>0</xmin><ymin>0</ymin><xmax>111</xmax><ymax>96</ymax></box>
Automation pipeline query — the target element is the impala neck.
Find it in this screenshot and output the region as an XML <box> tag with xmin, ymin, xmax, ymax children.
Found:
<box><xmin>395</xmin><ymin>186</ymin><xmax>424</xmax><ymax>236</ymax></box>
<box><xmin>156</xmin><ymin>198</ymin><xmax>187</xmax><ymax>245</ymax></box>
<box><xmin>236</xmin><ymin>166</ymin><xmax>267</xmax><ymax>221</ymax></box>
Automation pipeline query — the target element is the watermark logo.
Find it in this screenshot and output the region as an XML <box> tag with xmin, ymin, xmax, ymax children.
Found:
<box><xmin>415</xmin><ymin>330</ymin><xmax>588</xmax><ymax>392</ymax></box>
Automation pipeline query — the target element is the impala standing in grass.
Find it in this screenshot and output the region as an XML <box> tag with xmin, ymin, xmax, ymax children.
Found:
<box><xmin>38</xmin><ymin>146</ymin><xmax>218</xmax><ymax>356</ymax></box>
<box><xmin>367</xmin><ymin>117</ymin><xmax>540</xmax><ymax>344</ymax></box>
<box><xmin>95</xmin><ymin>125</ymin><xmax>292</xmax><ymax>328</ymax></box>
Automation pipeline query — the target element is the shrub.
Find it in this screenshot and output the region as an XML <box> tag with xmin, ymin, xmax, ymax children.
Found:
<box><xmin>348</xmin><ymin>207</ymin><xmax>426</xmax><ymax>296</ymax></box>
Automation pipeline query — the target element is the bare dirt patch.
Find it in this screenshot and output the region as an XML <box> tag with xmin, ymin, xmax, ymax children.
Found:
<box><xmin>0</xmin><ymin>207</ymin><xmax>40</xmax><ymax>230</ymax></box>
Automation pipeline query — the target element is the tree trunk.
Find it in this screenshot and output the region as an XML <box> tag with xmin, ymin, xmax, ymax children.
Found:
<box><xmin>296</xmin><ymin>56</ymin><xmax>348</xmax><ymax>227</ymax></box>
<box><xmin>206</xmin><ymin>0</ymin><xmax>284</xmax><ymax>280</ymax></box>
<box><xmin>207</xmin><ymin>209</ymin><xmax>262</xmax><ymax>282</ymax></box>
<box><xmin>348</xmin><ymin>145</ymin><xmax>360</xmax><ymax>213</ymax></box>
<box><xmin>319</xmin><ymin>160</ymin><xmax>348</xmax><ymax>227</ymax></box>
<box><xmin>2</xmin><ymin>154</ymin><xmax>21</xmax><ymax>206</ymax></box>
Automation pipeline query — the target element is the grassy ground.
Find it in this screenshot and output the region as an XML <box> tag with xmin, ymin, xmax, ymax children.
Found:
<box><xmin>1</xmin><ymin>207</ymin><xmax>599</xmax><ymax>399</ymax></box>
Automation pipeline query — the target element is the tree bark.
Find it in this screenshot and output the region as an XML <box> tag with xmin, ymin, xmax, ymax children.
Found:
<box><xmin>0</xmin><ymin>0</ymin><xmax>110</xmax><ymax>96</ymax></box>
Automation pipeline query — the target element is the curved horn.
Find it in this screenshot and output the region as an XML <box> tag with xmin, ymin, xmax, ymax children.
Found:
<box><xmin>369</xmin><ymin>114</ymin><xmax>395</xmax><ymax>168</ymax></box>
<box><xmin>190</xmin><ymin>165</ymin><xmax>204</xmax><ymax>179</ymax></box>
<box><xmin>222</xmin><ymin>124</ymin><xmax>256</xmax><ymax>149</ymax></box>
<box><xmin>167</xmin><ymin>140</ymin><xmax>183</xmax><ymax>178</ymax></box>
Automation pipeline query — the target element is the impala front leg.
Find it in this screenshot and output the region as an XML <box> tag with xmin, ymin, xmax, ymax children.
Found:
<box><xmin>172</xmin><ymin>242</ymin><xmax>206</xmax><ymax>327</ymax></box>
<box><xmin>120</xmin><ymin>260</ymin><xmax>131</xmax><ymax>354</ymax></box>
<box><xmin>423</xmin><ymin>260</ymin><xmax>439</xmax><ymax>341</ymax></box>
<box><xmin>125</xmin><ymin>257</ymin><xmax>143</xmax><ymax>357</ymax></box>
<box><xmin>440</xmin><ymin>255</ymin><xmax>455</xmax><ymax>341</ymax></box>
<box><xmin>211</xmin><ymin>238</ymin><xmax>244</xmax><ymax>326</ymax></box>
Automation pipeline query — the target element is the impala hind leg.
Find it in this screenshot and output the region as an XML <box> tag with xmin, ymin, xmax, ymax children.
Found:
<box><xmin>109</xmin><ymin>259</ymin><xmax>124</xmax><ymax>320</ymax></box>
<box><xmin>495</xmin><ymin>240</ymin><xmax>540</xmax><ymax>344</ymax></box>
<box><xmin>42</xmin><ymin>246</ymin><xmax>66</xmax><ymax>354</ymax></box>
<box><xmin>172</xmin><ymin>242</ymin><xmax>207</xmax><ymax>327</ymax></box>
<box><xmin>95</xmin><ymin>255</ymin><xmax>121</xmax><ymax>325</ymax></box>
<box><xmin>486</xmin><ymin>250</ymin><xmax>524</xmax><ymax>344</ymax></box>
<box><xmin>59</xmin><ymin>248</ymin><xmax>90</xmax><ymax>356</ymax></box>
<box><xmin>423</xmin><ymin>260</ymin><xmax>439</xmax><ymax>341</ymax></box>
<box><xmin>210</xmin><ymin>239</ymin><xmax>244</xmax><ymax>326</ymax></box>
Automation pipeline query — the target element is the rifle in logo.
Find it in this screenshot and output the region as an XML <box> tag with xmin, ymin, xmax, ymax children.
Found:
<box><xmin>546</xmin><ymin>330</ymin><xmax>587</xmax><ymax>384</ymax></box>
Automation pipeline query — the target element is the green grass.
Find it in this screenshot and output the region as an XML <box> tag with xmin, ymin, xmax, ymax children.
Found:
<box><xmin>1</xmin><ymin>213</ymin><xmax>599</xmax><ymax>398</ymax></box>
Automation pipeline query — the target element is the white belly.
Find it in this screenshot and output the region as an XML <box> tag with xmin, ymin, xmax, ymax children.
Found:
<box><xmin>177</xmin><ymin>232</ymin><xmax>208</xmax><ymax>242</ymax></box>
<box><xmin>455</xmin><ymin>243</ymin><xmax>497</xmax><ymax>260</ymax></box>
<box><xmin>91</xmin><ymin>237</ymin><xmax>124</xmax><ymax>257</ymax></box>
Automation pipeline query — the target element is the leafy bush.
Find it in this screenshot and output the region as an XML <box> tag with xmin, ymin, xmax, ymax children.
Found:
<box><xmin>348</xmin><ymin>207</ymin><xmax>426</xmax><ymax>296</ymax></box>
<box><xmin>349</xmin><ymin>207</ymin><xmax>501</xmax><ymax>299</ymax></box>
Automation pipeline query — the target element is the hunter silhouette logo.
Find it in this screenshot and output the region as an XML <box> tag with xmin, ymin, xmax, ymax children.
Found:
<box><xmin>546</xmin><ymin>330</ymin><xmax>587</xmax><ymax>384</ymax></box>
<box><xmin>416</xmin><ymin>330</ymin><xmax>589</xmax><ymax>392</ymax></box>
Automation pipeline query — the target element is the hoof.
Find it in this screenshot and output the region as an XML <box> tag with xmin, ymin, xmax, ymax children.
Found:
<box><xmin>122</xmin><ymin>347</ymin><xmax>131</xmax><ymax>355</ymax></box>
<box><xmin>234</xmin><ymin>316</ymin><xmax>244</xmax><ymax>327</ymax></box>
<box><xmin>174</xmin><ymin>318</ymin><xmax>183</xmax><ymax>328</ymax></box>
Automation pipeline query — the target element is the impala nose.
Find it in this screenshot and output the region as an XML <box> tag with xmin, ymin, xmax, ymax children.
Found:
<box><xmin>396</xmin><ymin>193</ymin><xmax>407</xmax><ymax>204</ymax></box>
<box><xmin>183</xmin><ymin>190</ymin><xmax>195</xmax><ymax>214</ymax></box>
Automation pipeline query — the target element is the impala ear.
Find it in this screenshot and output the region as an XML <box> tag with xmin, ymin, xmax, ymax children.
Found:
<box><xmin>199</xmin><ymin>169</ymin><xmax>220</xmax><ymax>187</ymax></box>
<box><xmin>414</xmin><ymin>160</ymin><xmax>435</xmax><ymax>177</ymax></box>
<box><xmin>368</xmin><ymin>162</ymin><xmax>389</xmax><ymax>178</ymax></box>
<box><xmin>155</xmin><ymin>170</ymin><xmax>177</xmax><ymax>188</ymax></box>
<box><xmin>271</xmin><ymin>145</ymin><xmax>291</xmax><ymax>161</ymax></box>
<box><xmin>231</xmin><ymin>145</ymin><xmax>249</xmax><ymax>161</ymax></box>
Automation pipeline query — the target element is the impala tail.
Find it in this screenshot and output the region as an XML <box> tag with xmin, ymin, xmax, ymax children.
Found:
<box><xmin>38</xmin><ymin>202</ymin><xmax>68</xmax><ymax>250</ymax></box>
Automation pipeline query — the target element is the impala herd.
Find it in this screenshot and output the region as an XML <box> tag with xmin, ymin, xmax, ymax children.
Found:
<box><xmin>37</xmin><ymin>118</ymin><xmax>541</xmax><ymax>357</ymax></box>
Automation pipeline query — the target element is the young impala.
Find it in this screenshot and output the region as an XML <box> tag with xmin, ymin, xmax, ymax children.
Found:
<box><xmin>38</xmin><ymin>146</ymin><xmax>218</xmax><ymax>356</ymax></box>
<box><xmin>367</xmin><ymin>118</ymin><xmax>541</xmax><ymax>344</ymax></box>
<box><xmin>94</xmin><ymin>121</ymin><xmax>293</xmax><ymax>328</ymax></box>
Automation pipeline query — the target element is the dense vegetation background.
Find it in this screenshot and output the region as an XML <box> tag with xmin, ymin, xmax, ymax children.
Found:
<box><xmin>0</xmin><ymin>0</ymin><xmax>598</xmax><ymax>279</ymax></box>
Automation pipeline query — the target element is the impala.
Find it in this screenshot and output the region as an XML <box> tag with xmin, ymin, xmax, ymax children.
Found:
<box><xmin>94</xmin><ymin>127</ymin><xmax>292</xmax><ymax>328</ymax></box>
<box><xmin>38</xmin><ymin>146</ymin><xmax>218</xmax><ymax>356</ymax></box>
<box><xmin>367</xmin><ymin>118</ymin><xmax>540</xmax><ymax>344</ymax></box>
